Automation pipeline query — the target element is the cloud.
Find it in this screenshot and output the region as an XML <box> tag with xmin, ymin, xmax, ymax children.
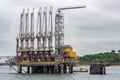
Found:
<box><xmin>63</xmin><ymin>0</ymin><xmax>120</xmax><ymax>56</ymax></box>
<box><xmin>0</xmin><ymin>0</ymin><xmax>120</xmax><ymax>56</ymax></box>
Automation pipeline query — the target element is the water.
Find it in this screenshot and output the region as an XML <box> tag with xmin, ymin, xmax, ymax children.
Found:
<box><xmin>0</xmin><ymin>66</ymin><xmax>120</xmax><ymax>80</ymax></box>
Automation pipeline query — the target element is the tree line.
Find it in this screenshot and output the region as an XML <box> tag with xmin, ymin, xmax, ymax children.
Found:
<box><xmin>79</xmin><ymin>51</ymin><xmax>120</xmax><ymax>64</ymax></box>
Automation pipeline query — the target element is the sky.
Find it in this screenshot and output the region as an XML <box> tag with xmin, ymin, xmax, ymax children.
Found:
<box><xmin>0</xmin><ymin>0</ymin><xmax>120</xmax><ymax>56</ymax></box>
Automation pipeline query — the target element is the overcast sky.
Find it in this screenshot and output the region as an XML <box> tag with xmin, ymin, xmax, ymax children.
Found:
<box><xmin>0</xmin><ymin>0</ymin><xmax>120</xmax><ymax>56</ymax></box>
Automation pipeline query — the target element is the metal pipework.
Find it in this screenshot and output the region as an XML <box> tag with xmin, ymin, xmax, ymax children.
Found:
<box><xmin>25</xmin><ymin>8</ymin><xmax>29</xmax><ymax>38</ymax></box>
<box><xmin>19</xmin><ymin>13</ymin><xmax>23</xmax><ymax>38</ymax></box>
<box><xmin>55</xmin><ymin>6</ymin><xmax>86</xmax><ymax>48</ymax></box>
<box><xmin>43</xmin><ymin>7</ymin><xmax>47</xmax><ymax>50</ymax></box>
<box><xmin>30</xmin><ymin>8</ymin><xmax>35</xmax><ymax>50</ymax></box>
<box><xmin>25</xmin><ymin>9</ymin><xmax>30</xmax><ymax>50</ymax></box>
<box><xmin>55</xmin><ymin>6</ymin><xmax>86</xmax><ymax>61</ymax></box>
<box><xmin>39</xmin><ymin>7</ymin><xmax>43</xmax><ymax>35</ymax></box>
<box><xmin>48</xmin><ymin>6</ymin><xmax>53</xmax><ymax>50</ymax></box>
<box><xmin>36</xmin><ymin>7</ymin><xmax>42</xmax><ymax>50</ymax></box>
<box><xmin>19</xmin><ymin>9</ymin><xmax>25</xmax><ymax>51</ymax></box>
<box><xmin>55</xmin><ymin>9</ymin><xmax>64</xmax><ymax>48</ymax></box>
<box><xmin>57</xmin><ymin>6</ymin><xmax>86</xmax><ymax>12</ymax></box>
<box><xmin>22</xmin><ymin>9</ymin><xmax>25</xmax><ymax>39</ymax></box>
<box><xmin>19</xmin><ymin>9</ymin><xmax>25</xmax><ymax>39</ymax></box>
<box><xmin>16</xmin><ymin>36</ymin><xmax>19</xmax><ymax>56</ymax></box>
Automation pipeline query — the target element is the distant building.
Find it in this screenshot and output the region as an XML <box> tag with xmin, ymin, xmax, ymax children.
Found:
<box><xmin>0</xmin><ymin>56</ymin><xmax>14</xmax><ymax>63</ymax></box>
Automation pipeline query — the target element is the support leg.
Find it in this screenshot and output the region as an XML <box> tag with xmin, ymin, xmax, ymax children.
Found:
<box><xmin>27</xmin><ymin>67</ymin><xmax>30</xmax><ymax>73</ymax></box>
<box><xmin>18</xmin><ymin>66</ymin><xmax>22</xmax><ymax>73</ymax></box>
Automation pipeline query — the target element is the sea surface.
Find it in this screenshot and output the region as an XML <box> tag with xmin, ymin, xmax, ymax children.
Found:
<box><xmin>0</xmin><ymin>65</ymin><xmax>120</xmax><ymax>80</ymax></box>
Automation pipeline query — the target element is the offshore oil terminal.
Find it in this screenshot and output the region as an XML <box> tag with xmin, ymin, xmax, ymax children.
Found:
<box><xmin>13</xmin><ymin>6</ymin><xmax>86</xmax><ymax>74</ymax></box>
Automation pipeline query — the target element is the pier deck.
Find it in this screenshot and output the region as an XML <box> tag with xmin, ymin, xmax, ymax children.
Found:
<box><xmin>15</xmin><ymin>61</ymin><xmax>61</xmax><ymax>66</ymax></box>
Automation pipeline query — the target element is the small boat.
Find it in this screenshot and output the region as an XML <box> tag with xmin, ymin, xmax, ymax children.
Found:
<box><xmin>73</xmin><ymin>68</ymin><xmax>88</xmax><ymax>72</ymax></box>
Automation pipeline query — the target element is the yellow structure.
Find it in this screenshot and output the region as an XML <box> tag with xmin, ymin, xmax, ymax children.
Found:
<box><xmin>64</xmin><ymin>48</ymin><xmax>77</xmax><ymax>58</ymax></box>
<box><xmin>57</xmin><ymin>45</ymin><xmax>77</xmax><ymax>61</ymax></box>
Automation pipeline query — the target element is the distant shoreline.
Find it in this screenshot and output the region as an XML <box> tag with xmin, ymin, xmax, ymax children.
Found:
<box><xmin>77</xmin><ymin>63</ymin><xmax>120</xmax><ymax>66</ymax></box>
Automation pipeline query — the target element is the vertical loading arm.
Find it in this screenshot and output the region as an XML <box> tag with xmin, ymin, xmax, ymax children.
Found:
<box><xmin>55</xmin><ymin>5</ymin><xmax>86</xmax><ymax>48</ymax></box>
<box><xmin>19</xmin><ymin>9</ymin><xmax>25</xmax><ymax>51</ymax></box>
<box><xmin>36</xmin><ymin>7</ymin><xmax>42</xmax><ymax>50</ymax></box>
<box><xmin>25</xmin><ymin>9</ymin><xmax>29</xmax><ymax>50</ymax></box>
<box><xmin>43</xmin><ymin>7</ymin><xmax>48</xmax><ymax>50</ymax></box>
<box><xmin>30</xmin><ymin>8</ymin><xmax>34</xmax><ymax>51</ymax></box>
<box><xmin>48</xmin><ymin>7</ymin><xmax>53</xmax><ymax>51</ymax></box>
<box><xmin>55</xmin><ymin>5</ymin><xmax>86</xmax><ymax>61</ymax></box>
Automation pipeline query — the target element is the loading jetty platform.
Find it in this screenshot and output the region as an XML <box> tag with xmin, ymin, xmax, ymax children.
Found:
<box><xmin>13</xmin><ymin>6</ymin><xmax>85</xmax><ymax>74</ymax></box>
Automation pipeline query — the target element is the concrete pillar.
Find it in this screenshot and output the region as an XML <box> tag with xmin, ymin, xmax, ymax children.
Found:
<box><xmin>47</xmin><ymin>66</ymin><xmax>50</xmax><ymax>74</ymax></box>
<box><xmin>18</xmin><ymin>66</ymin><xmax>22</xmax><ymax>73</ymax></box>
<box><xmin>103</xmin><ymin>66</ymin><xmax>106</xmax><ymax>74</ymax></box>
<box><xmin>41</xmin><ymin>66</ymin><xmax>44</xmax><ymax>73</ymax></box>
<box><xmin>58</xmin><ymin>65</ymin><xmax>61</xmax><ymax>73</ymax></box>
<box><xmin>54</xmin><ymin>66</ymin><xmax>58</xmax><ymax>73</ymax></box>
<box><xmin>27</xmin><ymin>67</ymin><xmax>30</xmax><ymax>73</ymax></box>
<box><xmin>44</xmin><ymin>66</ymin><xmax>47</xmax><ymax>73</ymax></box>
<box><xmin>69</xmin><ymin>65</ymin><xmax>73</xmax><ymax>73</ymax></box>
<box><xmin>31</xmin><ymin>67</ymin><xmax>35</xmax><ymax>73</ymax></box>
<box><xmin>63</xmin><ymin>64</ymin><xmax>67</xmax><ymax>74</ymax></box>
<box><xmin>50</xmin><ymin>66</ymin><xmax>55</xmax><ymax>74</ymax></box>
